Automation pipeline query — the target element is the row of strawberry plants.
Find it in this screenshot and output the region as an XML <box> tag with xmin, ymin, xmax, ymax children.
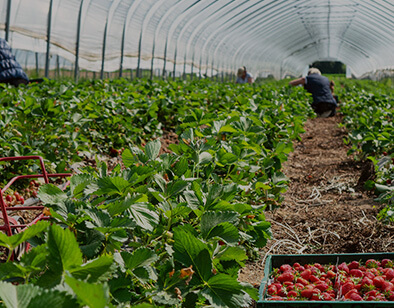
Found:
<box><xmin>337</xmin><ymin>80</ymin><xmax>393</xmax><ymax>221</ymax></box>
<box><xmin>0</xmin><ymin>79</ymin><xmax>312</xmax><ymax>307</ymax></box>
<box><xmin>0</xmin><ymin>79</ymin><xmax>308</xmax><ymax>187</ymax></box>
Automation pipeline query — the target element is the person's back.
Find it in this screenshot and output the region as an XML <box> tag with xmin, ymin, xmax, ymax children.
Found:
<box><xmin>0</xmin><ymin>38</ymin><xmax>29</xmax><ymax>87</ymax></box>
<box><xmin>289</xmin><ymin>68</ymin><xmax>337</xmax><ymax>118</ymax></box>
<box><xmin>304</xmin><ymin>73</ymin><xmax>336</xmax><ymax>106</ymax></box>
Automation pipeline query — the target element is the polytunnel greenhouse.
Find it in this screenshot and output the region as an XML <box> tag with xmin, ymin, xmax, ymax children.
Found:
<box><xmin>0</xmin><ymin>1</ymin><xmax>394</xmax><ymax>308</ymax></box>
<box><xmin>1</xmin><ymin>0</ymin><xmax>393</xmax><ymax>80</ymax></box>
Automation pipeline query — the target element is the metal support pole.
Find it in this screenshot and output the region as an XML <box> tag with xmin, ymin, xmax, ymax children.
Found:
<box><xmin>35</xmin><ymin>52</ymin><xmax>39</xmax><ymax>76</ymax></box>
<box><xmin>45</xmin><ymin>0</ymin><xmax>54</xmax><ymax>78</ymax></box>
<box><xmin>172</xmin><ymin>48</ymin><xmax>177</xmax><ymax>81</ymax></box>
<box><xmin>56</xmin><ymin>55</ymin><xmax>60</xmax><ymax>79</ymax></box>
<box><xmin>75</xmin><ymin>0</ymin><xmax>84</xmax><ymax>82</ymax></box>
<box><xmin>211</xmin><ymin>59</ymin><xmax>214</xmax><ymax>80</ymax></box>
<box><xmin>162</xmin><ymin>39</ymin><xmax>168</xmax><ymax>79</ymax></box>
<box><xmin>5</xmin><ymin>0</ymin><xmax>11</xmax><ymax>42</ymax></box>
<box><xmin>198</xmin><ymin>56</ymin><xmax>202</xmax><ymax>80</ymax></box>
<box><xmin>136</xmin><ymin>32</ymin><xmax>142</xmax><ymax>78</ymax></box>
<box><xmin>119</xmin><ymin>23</ymin><xmax>126</xmax><ymax>78</ymax></box>
<box><xmin>150</xmin><ymin>41</ymin><xmax>155</xmax><ymax>79</ymax></box>
<box><xmin>183</xmin><ymin>54</ymin><xmax>187</xmax><ymax>80</ymax></box>
<box><xmin>100</xmin><ymin>22</ymin><xmax>108</xmax><ymax>79</ymax></box>
<box><xmin>191</xmin><ymin>52</ymin><xmax>195</xmax><ymax>81</ymax></box>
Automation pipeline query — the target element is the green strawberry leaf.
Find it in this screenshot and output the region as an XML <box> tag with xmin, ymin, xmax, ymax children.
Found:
<box><xmin>65</xmin><ymin>275</ymin><xmax>110</xmax><ymax>308</ymax></box>
<box><xmin>47</xmin><ymin>224</ymin><xmax>83</xmax><ymax>271</ymax></box>
<box><xmin>37</xmin><ymin>184</ymin><xmax>68</xmax><ymax>205</ymax></box>
<box><xmin>201</xmin><ymin>274</ymin><xmax>250</xmax><ymax>308</ymax></box>
<box><xmin>201</xmin><ymin>211</ymin><xmax>239</xmax><ymax>239</ymax></box>
<box><xmin>145</xmin><ymin>139</ymin><xmax>161</xmax><ymax>161</ymax></box>
<box><xmin>173</xmin><ymin>227</ymin><xmax>212</xmax><ymax>282</ymax></box>
<box><xmin>121</xmin><ymin>247</ymin><xmax>158</xmax><ymax>270</ymax></box>
<box><xmin>0</xmin><ymin>220</ymin><xmax>49</xmax><ymax>251</ymax></box>
<box><xmin>70</xmin><ymin>255</ymin><xmax>115</xmax><ymax>283</ymax></box>
<box><xmin>206</xmin><ymin>222</ymin><xmax>239</xmax><ymax>244</ymax></box>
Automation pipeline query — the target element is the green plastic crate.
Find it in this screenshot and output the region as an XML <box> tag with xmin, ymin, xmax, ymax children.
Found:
<box><xmin>258</xmin><ymin>252</ymin><xmax>394</xmax><ymax>307</ymax></box>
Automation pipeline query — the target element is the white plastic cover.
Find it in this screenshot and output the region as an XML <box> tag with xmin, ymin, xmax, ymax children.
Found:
<box><xmin>1</xmin><ymin>0</ymin><xmax>393</xmax><ymax>79</ymax></box>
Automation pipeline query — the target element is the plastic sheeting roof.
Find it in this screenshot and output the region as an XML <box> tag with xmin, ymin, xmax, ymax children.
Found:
<box><xmin>1</xmin><ymin>0</ymin><xmax>393</xmax><ymax>79</ymax></box>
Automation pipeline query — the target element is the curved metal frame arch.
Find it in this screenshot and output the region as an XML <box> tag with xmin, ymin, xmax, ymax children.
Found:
<box><xmin>171</xmin><ymin>0</ymin><xmax>218</xmax><ymax>79</ymax></box>
<box><xmin>100</xmin><ymin>0</ymin><xmax>122</xmax><ymax>79</ymax></box>
<box><xmin>161</xmin><ymin>0</ymin><xmax>201</xmax><ymax>78</ymax></box>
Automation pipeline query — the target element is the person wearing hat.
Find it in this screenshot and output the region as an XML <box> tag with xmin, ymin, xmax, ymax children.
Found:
<box><xmin>236</xmin><ymin>66</ymin><xmax>254</xmax><ymax>84</ymax></box>
<box><xmin>0</xmin><ymin>38</ymin><xmax>29</xmax><ymax>87</ymax></box>
<box><xmin>289</xmin><ymin>68</ymin><xmax>337</xmax><ymax>118</ymax></box>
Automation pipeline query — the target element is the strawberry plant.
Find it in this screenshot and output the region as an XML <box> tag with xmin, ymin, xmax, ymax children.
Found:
<box><xmin>337</xmin><ymin>81</ymin><xmax>393</xmax><ymax>222</ymax></box>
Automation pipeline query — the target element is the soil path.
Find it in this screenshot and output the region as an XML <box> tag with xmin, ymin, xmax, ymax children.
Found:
<box><xmin>239</xmin><ymin>114</ymin><xmax>394</xmax><ymax>288</ymax></box>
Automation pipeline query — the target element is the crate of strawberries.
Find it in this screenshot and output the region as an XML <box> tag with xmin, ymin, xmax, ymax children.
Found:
<box><xmin>258</xmin><ymin>253</ymin><xmax>394</xmax><ymax>307</ymax></box>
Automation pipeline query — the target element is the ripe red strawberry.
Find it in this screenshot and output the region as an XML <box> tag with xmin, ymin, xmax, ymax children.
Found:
<box><xmin>382</xmin><ymin>259</ymin><xmax>393</xmax><ymax>268</ymax></box>
<box><xmin>347</xmin><ymin>292</ymin><xmax>363</xmax><ymax>301</ymax></box>
<box><xmin>5</xmin><ymin>195</ymin><xmax>12</xmax><ymax>202</ymax></box>
<box><xmin>272</xmin><ymin>283</ymin><xmax>282</xmax><ymax>291</ymax></box>
<box><xmin>322</xmin><ymin>292</ymin><xmax>333</xmax><ymax>301</ymax></box>
<box><xmin>110</xmin><ymin>147</ymin><xmax>119</xmax><ymax>156</ymax></box>
<box><xmin>295</xmin><ymin>282</ymin><xmax>304</xmax><ymax>290</ymax></box>
<box><xmin>372</xmin><ymin>276</ymin><xmax>385</xmax><ymax>288</ymax></box>
<box><xmin>360</xmin><ymin>276</ymin><xmax>374</xmax><ymax>288</ymax></box>
<box><xmin>350</xmin><ymin>269</ymin><xmax>363</xmax><ymax>278</ymax></box>
<box><xmin>348</xmin><ymin>261</ymin><xmax>360</xmax><ymax>270</ymax></box>
<box><xmin>300</xmin><ymin>288</ymin><xmax>313</xmax><ymax>299</ymax></box>
<box><xmin>280</xmin><ymin>264</ymin><xmax>292</xmax><ymax>272</ymax></box>
<box><xmin>277</xmin><ymin>271</ymin><xmax>294</xmax><ymax>283</ymax></box>
<box><xmin>381</xmin><ymin>281</ymin><xmax>394</xmax><ymax>292</ymax></box>
<box><xmin>296</xmin><ymin>277</ymin><xmax>309</xmax><ymax>286</ymax></box>
<box><xmin>309</xmin><ymin>275</ymin><xmax>320</xmax><ymax>283</ymax></box>
<box><xmin>365</xmin><ymin>290</ymin><xmax>379</xmax><ymax>298</ymax></box>
<box><xmin>310</xmin><ymin>288</ymin><xmax>321</xmax><ymax>300</ymax></box>
<box><xmin>283</xmin><ymin>281</ymin><xmax>294</xmax><ymax>291</ymax></box>
<box><xmin>300</xmin><ymin>269</ymin><xmax>312</xmax><ymax>280</ymax></box>
<box><xmin>315</xmin><ymin>281</ymin><xmax>329</xmax><ymax>292</ymax></box>
<box><xmin>267</xmin><ymin>285</ymin><xmax>277</xmax><ymax>295</ymax></box>
<box><xmin>277</xmin><ymin>288</ymin><xmax>287</xmax><ymax>297</ymax></box>
<box><xmin>297</xmin><ymin>265</ymin><xmax>305</xmax><ymax>272</ymax></box>
<box><xmin>267</xmin><ymin>296</ymin><xmax>283</xmax><ymax>301</ymax></box>
<box><xmin>338</xmin><ymin>262</ymin><xmax>350</xmax><ymax>274</ymax></box>
<box><xmin>287</xmin><ymin>290</ymin><xmax>298</xmax><ymax>298</ymax></box>
<box><xmin>326</xmin><ymin>270</ymin><xmax>336</xmax><ymax>279</ymax></box>
<box><xmin>364</xmin><ymin>271</ymin><xmax>375</xmax><ymax>279</ymax></box>
<box><xmin>340</xmin><ymin>281</ymin><xmax>355</xmax><ymax>296</ymax></box>
<box><xmin>366</xmin><ymin>259</ymin><xmax>380</xmax><ymax>268</ymax></box>
<box><xmin>384</xmin><ymin>268</ymin><xmax>394</xmax><ymax>280</ymax></box>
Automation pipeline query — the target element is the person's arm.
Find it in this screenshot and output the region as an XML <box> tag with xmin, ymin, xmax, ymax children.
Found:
<box><xmin>289</xmin><ymin>77</ymin><xmax>305</xmax><ymax>87</ymax></box>
<box><xmin>247</xmin><ymin>76</ymin><xmax>254</xmax><ymax>84</ymax></box>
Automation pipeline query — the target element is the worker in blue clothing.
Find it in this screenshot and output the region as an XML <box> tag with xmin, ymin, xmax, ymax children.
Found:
<box><xmin>0</xmin><ymin>38</ymin><xmax>29</xmax><ymax>87</ymax></box>
<box><xmin>289</xmin><ymin>68</ymin><xmax>337</xmax><ymax>118</ymax></box>
<box><xmin>236</xmin><ymin>66</ymin><xmax>254</xmax><ymax>84</ymax></box>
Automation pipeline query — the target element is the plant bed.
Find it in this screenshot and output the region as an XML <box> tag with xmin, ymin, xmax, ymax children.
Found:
<box><xmin>258</xmin><ymin>253</ymin><xmax>394</xmax><ymax>307</ymax></box>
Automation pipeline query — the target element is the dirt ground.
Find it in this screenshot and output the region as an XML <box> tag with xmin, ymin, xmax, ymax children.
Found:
<box><xmin>238</xmin><ymin>114</ymin><xmax>394</xmax><ymax>290</ymax></box>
